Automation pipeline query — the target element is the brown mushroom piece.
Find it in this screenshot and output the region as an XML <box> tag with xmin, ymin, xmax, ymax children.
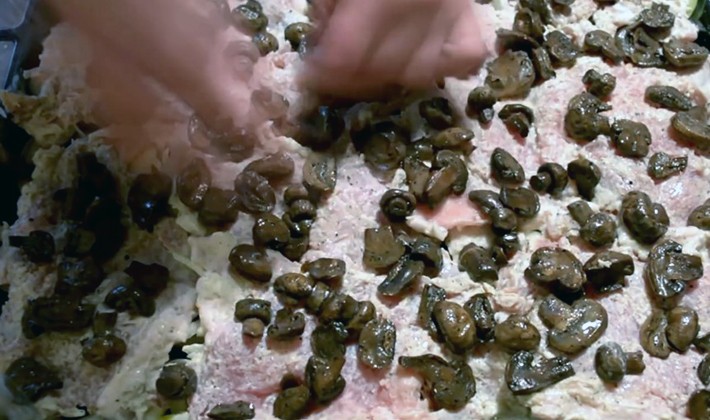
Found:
<box><xmin>403</xmin><ymin>234</ymin><xmax>443</xmax><ymax>276</ymax></box>
<box><xmin>7</xmin><ymin>230</ymin><xmax>53</xmax><ymax>264</ymax></box>
<box><xmin>305</xmin><ymin>355</ymin><xmax>346</xmax><ymax>404</ymax></box>
<box><xmin>229</xmin><ymin>244</ymin><xmax>272</xmax><ymax>283</ymax></box>
<box><xmin>432</xmin><ymin>301</ymin><xmax>477</xmax><ymax>353</ymax></box>
<box><xmin>458</xmin><ymin>243</ymin><xmax>498</xmax><ymax>283</ymax></box>
<box><xmin>639</xmin><ymin>2</ymin><xmax>675</xmax><ymax>32</ymax></box>
<box><xmin>267</xmin><ymin>309</ymin><xmax>306</xmax><ymax>341</ymax></box>
<box><xmin>253</xmin><ymin>214</ymin><xmax>290</xmax><ymax>250</ymax></box>
<box><xmin>621</xmin><ymin>191</ymin><xmax>669</xmax><ymax>244</ymax></box>
<box><xmin>648</xmin><ymin>152</ymin><xmax>688</xmax><ymax>180</ymax></box>
<box><xmin>81</xmin><ymin>334</ymin><xmax>127</xmax><ymax>368</ymax></box>
<box><xmin>419</xmin><ymin>97</ymin><xmax>454</xmax><ymax>129</ymax></box>
<box><xmin>505</xmin><ymin>350</ymin><xmax>575</xmax><ymax>395</ymax></box>
<box><xmin>694</xmin><ymin>332</ymin><xmax>710</xmax><ymax>353</ymax></box>
<box><xmin>545</xmin><ymin>30</ymin><xmax>579</xmax><ymax>66</ymax></box>
<box><xmin>490</xmin><ymin>232</ymin><xmax>521</xmax><ymax>266</ymax></box>
<box><xmin>4</xmin><ymin>357</ymin><xmax>63</xmax><ymax>403</ymax></box>
<box><xmin>234</xmin><ymin>171</ymin><xmax>275</xmax><ymax>214</ymax></box>
<box><xmin>403</xmin><ymin>156</ymin><xmax>431</xmax><ymax>201</ymax></box>
<box><xmin>295</xmin><ymin>105</ymin><xmax>344</xmax><ymax>150</ymax></box>
<box><xmin>319</xmin><ymin>292</ymin><xmax>359</xmax><ymax>324</ymax></box>
<box><xmin>378</xmin><ymin>257</ymin><xmax>425</xmax><ymax>297</ymax></box>
<box><xmin>513</xmin><ymin>7</ymin><xmax>545</xmax><ymax>40</ymax></box>
<box><xmin>54</xmin><ymin>257</ymin><xmax>104</xmax><ymax>297</ymax></box>
<box><xmin>232</xmin><ymin>3</ymin><xmax>267</xmax><ymax>33</ymax></box>
<box><xmin>699</xmin><ymin>354</ymin><xmax>710</xmax><ymax>386</ymax></box>
<box><xmin>379</xmin><ymin>189</ymin><xmax>416</xmax><ymax>222</ymax></box>
<box><xmin>274</xmin><ymin>273</ymin><xmax>314</xmax><ymax>307</ymax></box>
<box><xmin>583</xmin><ymin>30</ymin><xmax>624</xmax><ymax>64</ymax></box>
<box><xmin>582</xmin><ymin>69</ymin><xmax>616</xmax><ymax>99</ymax></box>
<box><xmin>567</xmin><ymin>200</ymin><xmax>616</xmax><ymax>247</ymax></box>
<box><xmin>688</xmin><ymin>390</ymin><xmax>710</xmax><ymax>420</ymax></box>
<box><xmin>407</xmin><ymin>139</ymin><xmax>435</xmax><ymax>161</ymax></box>
<box><xmin>564</xmin><ymin>93</ymin><xmax>611</xmax><ymax>142</ymax></box>
<box><xmin>583</xmin><ymin>251</ymin><xmax>634</xmax><ymax>293</ymax></box>
<box><xmin>311</xmin><ymin>321</ymin><xmax>348</xmax><ymax>360</ymax></box>
<box><xmin>273</xmin><ymin>385</ymin><xmax>310</xmax><ymax>420</ymax></box>
<box><xmin>531</xmin><ymin>47</ymin><xmax>556</xmax><ymax>81</ymax></box>
<box><xmin>484</xmin><ymin>50</ymin><xmax>536</xmax><ymax>99</ymax></box>
<box><xmin>358</xmin><ymin>317</ymin><xmax>396</xmax><ymax>369</ymax></box>
<box><xmin>615</xmin><ymin>24</ymin><xmax>665</xmax><ymax>68</ymax></box>
<box><xmin>283</xmin><ymin>184</ymin><xmax>310</xmax><ymax>205</ymax></box>
<box><xmin>418</xmin><ymin>284</ymin><xmax>447</xmax><ymax>337</ymax></box>
<box><xmin>252</xmin><ymin>31</ymin><xmax>278</xmax><ymax>56</ymax></box>
<box><xmin>466</xmin><ymin>86</ymin><xmax>497</xmax><ymax>124</ymax></box>
<box><xmin>464</xmin><ymin>294</ymin><xmax>496</xmax><ymax>342</ymax></box>
<box><xmin>671</xmin><ymin>106</ymin><xmax>710</xmax><ymax>152</ymax></box>
<box><xmin>500</xmin><ymin>186</ymin><xmax>540</xmax><ymax>218</ymax></box>
<box><xmin>530</xmin><ymin>163</ymin><xmax>568</xmax><ymax>195</ymax></box>
<box><xmin>284</xmin><ymin>22</ymin><xmax>313</xmax><ymax>52</ymax></box>
<box><xmin>355</xmin><ymin>121</ymin><xmax>408</xmax><ymax>176</ymax></box>
<box><xmin>568</xmin><ymin>158</ymin><xmax>602</xmax><ymax>201</ymax></box>
<box><xmin>398</xmin><ymin>354</ymin><xmax>476</xmax><ymax>411</ymax></box>
<box><xmin>499</xmin><ymin>104</ymin><xmax>535</xmax><ymax>138</ymax></box>
<box><xmin>611</xmin><ymin>119</ymin><xmax>652</xmax><ymax>158</ymax></box>
<box><xmin>302</xmin><ymin>258</ymin><xmax>346</xmax><ymax>283</ymax></box>
<box><xmin>208</xmin><ymin>401</ymin><xmax>256</xmax><ymax>420</ymax></box>
<box><xmin>280</xmin><ymin>234</ymin><xmax>310</xmax><ymax>262</ymax></box>
<box><xmin>645</xmin><ymin>240</ymin><xmax>703</xmax><ymax>308</ymax></box>
<box><xmin>432</xmin><ymin>149</ymin><xmax>469</xmax><ymax>195</ymax></box>
<box><xmin>494</xmin><ymin>315</ymin><xmax>541</xmax><ymax>352</ymax></box>
<box><xmin>663</xmin><ymin>40</ymin><xmax>709</xmax><ymax>68</ymax></box>
<box><xmin>104</xmin><ymin>285</ymin><xmax>155</xmax><ymax>317</ymax></box>
<box><xmin>303</xmin><ymin>152</ymin><xmax>337</xmax><ymax>196</ymax></box>
<box><xmin>156</xmin><ymin>360</ymin><xmax>197</xmax><ymax>400</ymax></box>
<box><xmin>524</xmin><ymin>247</ymin><xmax>586</xmax><ymax>296</ymax></box>
<box><xmin>495</xmin><ymin>29</ymin><xmax>541</xmax><ymax>52</ymax></box>
<box><xmin>538</xmin><ymin>295</ymin><xmax>608</xmax><ymax>354</ymax></box>
<box><xmin>244</xmin><ymin>152</ymin><xmax>295</xmax><ymax>181</ymax></box>
<box><xmin>520</xmin><ymin>0</ymin><xmax>552</xmax><ymax>24</ymax></box>
<box><xmin>666</xmin><ymin>306</ymin><xmax>699</xmax><ymax>352</ymax></box>
<box><xmin>363</xmin><ymin>226</ymin><xmax>405</xmax><ymax>270</ymax></box>
<box><xmin>346</xmin><ymin>300</ymin><xmax>376</xmax><ymax>335</ymax></box>
<box><xmin>234</xmin><ymin>298</ymin><xmax>271</xmax><ymax>337</ymax></box>
<box><xmin>640</xmin><ymin>309</ymin><xmax>671</xmax><ymax>358</ymax></box>
<box><xmin>127</xmin><ymin>170</ymin><xmax>173</xmax><ymax>232</ymax></box>
<box><xmin>22</xmin><ymin>296</ymin><xmax>96</xmax><ymax>338</ymax></box>
<box><xmin>491</xmin><ymin>148</ymin><xmax>525</xmax><ymax>186</ymax></box>
<box><xmin>198</xmin><ymin>188</ymin><xmax>240</xmax><ymax>228</ymax></box>
<box><xmin>688</xmin><ymin>199</ymin><xmax>710</xmax><ymax>230</ymax></box>
<box><xmin>645</xmin><ymin>86</ymin><xmax>693</xmax><ymax>111</ymax></box>
<box><xmin>594</xmin><ymin>342</ymin><xmax>646</xmax><ymax>383</ymax></box>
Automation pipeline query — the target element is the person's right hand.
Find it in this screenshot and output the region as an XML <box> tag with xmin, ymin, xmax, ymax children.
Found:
<box><xmin>302</xmin><ymin>0</ymin><xmax>489</xmax><ymax>99</ymax></box>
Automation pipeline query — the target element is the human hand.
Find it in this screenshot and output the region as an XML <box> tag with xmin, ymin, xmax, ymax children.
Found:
<box><xmin>46</xmin><ymin>0</ymin><xmax>258</xmax><ymax>132</ymax></box>
<box><xmin>302</xmin><ymin>0</ymin><xmax>489</xmax><ymax>99</ymax></box>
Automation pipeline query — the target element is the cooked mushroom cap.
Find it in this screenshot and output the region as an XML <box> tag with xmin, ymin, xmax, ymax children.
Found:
<box><xmin>640</xmin><ymin>309</ymin><xmax>671</xmax><ymax>359</ymax></box>
<box><xmin>505</xmin><ymin>350</ymin><xmax>575</xmax><ymax>395</ymax></box>
<box><xmin>358</xmin><ymin>317</ymin><xmax>396</xmax><ymax>369</ymax></box>
<box><xmin>671</xmin><ymin>107</ymin><xmax>710</xmax><ymax>152</ymax></box>
<box><xmin>666</xmin><ymin>306</ymin><xmax>699</xmax><ymax>352</ymax></box>
<box><xmin>538</xmin><ymin>296</ymin><xmax>608</xmax><ymax>354</ymax></box>
<box><xmin>583</xmin><ymin>251</ymin><xmax>634</xmax><ymax>293</ymax></box>
<box><xmin>564</xmin><ymin>93</ymin><xmax>611</xmax><ymax>142</ymax></box>
<box><xmin>644</xmin><ymin>240</ymin><xmax>703</xmax><ymax>307</ymax></box>
<box><xmin>399</xmin><ymin>354</ymin><xmax>476</xmax><ymax>411</ymax></box>
<box><xmin>621</xmin><ymin>191</ymin><xmax>669</xmax><ymax>245</ymax></box>
<box><xmin>525</xmin><ymin>247</ymin><xmax>586</xmax><ymax>294</ymax></box>
<box><xmin>485</xmin><ymin>51</ymin><xmax>536</xmax><ymax>99</ymax></box>
<box><xmin>648</xmin><ymin>152</ymin><xmax>687</xmax><ymax>180</ymax></box>
<box><xmin>645</xmin><ymin>86</ymin><xmax>693</xmax><ymax>111</ymax></box>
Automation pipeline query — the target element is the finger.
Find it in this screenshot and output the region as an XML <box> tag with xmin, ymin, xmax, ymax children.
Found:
<box><xmin>437</xmin><ymin>1</ymin><xmax>489</xmax><ymax>78</ymax></box>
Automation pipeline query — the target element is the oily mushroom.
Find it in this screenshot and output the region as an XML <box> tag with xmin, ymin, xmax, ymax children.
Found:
<box><xmin>583</xmin><ymin>30</ymin><xmax>624</xmax><ymax>63</ymax></box>
<box><xmin>464</xmin><ymin>294</ymin><xmax>497</xmax><ymax>342</ymax></box>
<box><xmin>688</xmin><ymin>390</ymin><xmax>710</xmax><ymax>420</ymax></box>
<box><xmin>398</xmin><ymin>354</ymin><xmax>476</xmax><ymax>411</ymax></box>
<box><xmin>229</xmin><ymin>244</ymin><xmax>272</xmax><ymax>283</ymax></box>
<box><xmin>418</xmin><ymin>284</ymin><xmax>447</xmax><ymax>338</ymax></box>
<box><xmin>583</xmin><ymin>251</ymin><xmax>634</xmax><ymax>293</ymax></box>
<box><xmin>640</xmin><ymin>309</ymin><xmax>671</xmax><ymax>359</ymax></box>
<box><xmin>671</xmin><ymin>106</ymin><xmax>710</xmax><ymax>152</ymax></box>
<box><xmin>530</xmin><ymin>162</ymin><xmax>568</xmax><ymax>195</ymax></box>
<box><xmin>499</xmin><ymin>187</ymin><xmax>540</xmax><ymax>218</ymax></box>
<box><xmin>302</xmin><ymin>258</ymin><xmax>346</xmax><ymax>283</ymax></box>
<box><xmin>645</xmin><ymin>85</ymin><xmax>693</xmax><ymax>111</ymax></box>
<box><xmin>491</xmin><ymin>148</ymin><xmax>525</xmax><ymax>186</ymax></box>
<box><xmin>644</xmin><ymin>240</ymin><xmax>703</xmax><ymax>308</ymax></box>
<box><xmin>545</xmin><ymin>30</ymin><xmax>579</xmax><ymax>66</ymax></box>
<box><xmin>3</xmin><ymin>357</ymin><xmax>63</xmax><ymax>403</ymax></box>
<box><xmin>432</xmin><ymin>301</ymin><xmax>477</xmax><ymax>353</ymax></box>
<box><xmin>494</xmin><ymin>315</ymin><xmax>541</xmax><ymax>352</ymax></box>
<box><xmin>648</xmin><ymin>152</ymin><xmax>687</xmax><ymax>180</ymax></box>
<box><xmin>567</xmin><ymin>158</ymin><xmax>602</xmax><ymax>201</ymax></box>
<box><xmin>583</xmin><ymin>69</ymin><xmax>616</xmax><ymax>99</ymax></box>
<box><xmin>498</xmin><ymin>104</ymin><xmax>535</xmax><ymax>137</ymax></box>
<box><xmin>524</xmin><ymin>247</ymin><xmax>586</xmax><ymax>296</ymax></box>
<box><xmin>505</xmin><ymin>350</ymin><xmax>575</xmax><ymax>395</ymax></box>
<box><xmin>538</xmin><ymin>295</ymin><xmax>608</xmax><ymax>354</ymax></box>
<box><xmin>621</xmin><ymin>191</ymin><xmax>669</xmax><ymax>244</ymax></box>
<box><xmin>379</xmin><ymin>189</ymin><xmax>417</xmax><ymax>222</ymax></box>
<box><xmin>564</xmin><ymin>93</ymin><xmax>611</xmax><ymax>142</ymax></box>
<box><xmin>458</xmin><ymin>243</ymin><xmax>498</xmax><ymax>283</ymax></box>
<box><xmin>567</xmin><ymin>200</ymin><xmax>616</xmax><ymax>247</ymax></box>
<box><xmin>156</xmin><ymin>360</ymin><xmax>197</xmax><ymax>400</ymax></box>
<box><xmin>358</xmin><ymin>317</ymin><xmax>396</xmax><ymax>369</ymax></box>
<box><xmin>666</xmin><ymin>306</ymin><xmax>699</xmax><ymax>352</ymax></box>
<box><xmin>594</xmin><ymin>342</ymin><xmax>646</xmax><ymax>383</ymax></box>
<box><xmin>610</xmin><ymin>119</ymin><xmax>652</xmax><ymax>158</ymax></box>
<box><xmin>378</xmin><ymin>257</ymin><xmax>425</xmax><ymax>297</ymax></box>
<box><xmin>467</xmin><ymin>85</ymin><xmax>497</xmax><ymax>124</ymax></box>
<box><xmin>432</xmin><ymin>150</ymin><xmax>469</xmax><ymax>195</ymax></box>
<box><xmin>484</xmin><ymin>50</ymin><xmax>536</xmax><ymax>99</ymax></box>
<box><xmin>311</xmin><ymin>321</ymin><xmax>348</xmax><ymax>360</ymax></box>
<box><xmin>688</xmin><ymin>199</ymin><xmax>710</xmax><ymax>230</ymax></box>
<box><xmin>363</xmin><ymin>226</ymin><xmax>406</xmax><ymax>270</ymax></box>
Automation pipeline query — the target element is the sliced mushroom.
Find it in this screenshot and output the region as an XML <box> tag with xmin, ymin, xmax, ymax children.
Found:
<box><xmin>127</xmin><ymin>170</ymin><xmax>173</xmax><ymax>232</ymax></box>
<box><xmin>485</xmin><ymin>50</ymin><xmax>536</xmax><ymax>99</ymax></box>
<box><xmin>419</xmin><ymin>97</ymin><xmax>454</xmax><ymax>129</ymax></box>
<box><xmin>403</xmin><ymin>156</ymin><xmax>431</xmax><ymax>200</ymax></box>
<box><xmin>253</xmin><ymin>214</ymin><xmax>290</xmax><ymax>250</ymax></box>
<box><xmin>688</xmin><ymin>199</ymin><xmax>710</xmax><ymax>230</ymax></box>
<box><xmin>564</xmin><ymin>93</ymin><xmax>611</xmax><ymax>142</ymax></box>
<box><xmin>305</xmin><ymin>282</ymin><xmax>332</xmax><ymax>314</ymax></box>
<box><xmin>233</xmin><ymin>171</ymin><xmax>275</xmax><ymax>214</ymax></box>
<box><xmin>583</xmin><ymin>30</ymin><xmax>624</xmax><ymax>64</ymax></box>
<box><xmin>208</xmin><ymin>401</ymin><xmax>256</xmax><ymax>420</ymax></box>
<box><xmin>466</xmin><ymin>86</ymin><xmax>497</xmax><ymax>124</ymax></box>
<box><xmin>267</xmin><ymin>309</ymin><xmax>306</xmax><ymax>341</ymax></box>
<box><xmin>432</xmin><ymin>150</ymin><xmax>469</xmax><ymax>195</ymax></box>
<box><xmin>699</xmin><ymin>354</ymin><xmax>710</xmax><ymax>386</ymax></box>
<box><xmin>688</xmin><ymin>390</ymin><xmax>710</xmax><ymax>420</ymax></box>
<box><xmin>303</xmin><ymin>152</ymin><xmax>337</xmax><ymax>197</ymax></box>
<box><xmin>513</xmin><ymin>8</ymin><xmax>545</xmax><ymax>40</ymax></box>
<box><xmin>358</xmin><ymin>317</ymin><xmax>396</xmax><ymax>369</ymax></box>
<box><xmin>671</xmin><ymin>106</ymin><xmax>710</xmax><ymax>152</ymax></box>
<box><xmin>648</xmin><ymin>152</ymin><xmax>687</xmax><ymax>180</ymax></box>
<box><xmin>494</xmin><ymin>315</ymin><xmax>541</xmax><ymax>352</ymax></box>
<box><xmin>496</xmin><ymin>29</ymin><xmax>541</xmax><ymax>53</ymax></box>
<box><xmin>432</xmin><ymin>301</ymin><xmax>477</xmax><ymax>353</ymax></box>
<box><xmin>491</xmin><ymin>148</ymin><xmax>525</xmax><ymax>186</ymax></box>
<box><xmin>406</xmin><ymin>234</ymin><xmax>444</xmax><ymax>276</ymax></box>
<box><xmin>311</xmin><ymin>321</ymin><xmax>347</xmax><ymax>360</ymax></box>
<box><xmin>666</xmin><ymin>306</ymin><xmax>699</xmax><ymax>352</ymax></box>
<box><xmin>525</xmin><ymin>247</ymin><xmax>586</xmax><ymax>296</ymax></box>
<box><xmin>284</xmin><ymin>22</ymin><xmax>313</xmax><ymax>52</ymax></box>
<box><xmin>530</xmin><ymin>162</ymin><xmax>568</xmax><ymax>195</ymax></box>
<box><xmin>639</xmin><ymin>2</ymin><xmax>675</xmax><ymax>32</ymax></box>
<box><xmin>458</xmin><ymin>243</ymin><xmax>498</xmax><ymax>283</ymax></box>
<box><xmin>295</xmin><ymin>105</ymin><xmax>344</xmax><ymax>150</ymax></box>
<box><xmin>347</xmin><ymin>300</ymin><xmax>376</xmax><ymax>335</ymax></box>
<box><xmin>424</xmin><ymin>164</ymin><xmax>458</xmax><ymax>207</ymax></box>
<box><xmin>305</xmin><ymin>355</ymin><xmax>346</xmax><ymax>403</ymax></box>
<box><xmin>177</xmin><ymin>159</ymin><xmax>211</xmax><ymax>210</ymax></box>
<box><xmin>645</xmin><ymin>86</ymin><xmax>693</xmax><ymax>111</ymax></box>
<box><xmin>621</xmin><ymin>191</ymin><xmax>669</xmax><ymax>244</ymax></box>
<box><xmin>611</xmin><ymin>119</ymin><xmax>652</xmax><ymax>158</ymax></box>
<box><xmin>568</xmin><ymin>201</ymin><xmax>616</xmax><ymax>247</ymax></box>
<box><xmin>229</xmin><ymin>244</ymin><xmax>272</xmax><ymax>283</ymax></box>
<box><xmin>273</xmin><ymin>385</ymin><xmax>310</xmax><ymax>420</ymax></box>
<box><xmin>156</xmin><ymin>359</ymin><xmax>197</xmax><ymax>400</ymax></box>
<box><xmin>505</xmin><ymin>350</ymin><xmax>575</xmax><ymax>395</ymax></box>
<box><xmin>645</xmin><ymin>240</ymin><xmax>702</xmax><ymax>307</ymax></box>
<box><xmin>583</xmin><ymin>251</ymin><xmax>634</xmax><ymax>293</ymax></box>
<box><xmin>567</xmin><ymin>158</ymin><xmax>602</xmax><ymax>201</ymax></box>
<box><xmin>491</xmin><ymin>232</ymin><xmax>521</xmax><ymax>266</ymax></box>
<box><xmin>499</xmin><ymin>104</ymin><xmax>535</xmax><ymax>137</ymax></box>
<box><xmin>499</xmin><ymin>186</ymin><xmax>540</xmax><ymax>218</ymax></box>
<box><xmin>464</xmin><ymin>294</ymin><xmax>496</xmax><ymax>342</ymax></box>
<box><xmin>663</xmin><ymin>40</ymin><xmax>709</xmax><ymax>68</ymax></box>
<box><xmin>640</xmin><ymin>309</ymin><xmax>671</xmax><ymax>358</ymax></box>
<box><xmin>377</xmin><ymin>257</ymin><xmax>425</xmax><ymax>297</ymax></box>
<box><xmin>583</xmin><ymin>69</ymin><xmax>616</xmax><ymax>99</ymax></box>
<box><xmin>302</xmin><ymin>258</ymin><xmax>346</xmax><ymax>283</ymax></box>
<box><xmin>319</xmin><ymin>292</ymin><xmax>359</xmax><ymax>324</ymax></box>
<box><xmin>399</xmin><ymin>354</ymin><xmax>476</xmax><ymax>411</ymax></box>
<box><xmin>432</xmin><ymin>127</ymin><xmax>474</xmax><ymax>151</ymax></box>
<box><xmin>694</xmin><ymin>332</ymin><xmax>710</xmax><ymax>353</ymax></box>
<box><xmin>379</xmin><ymin>189</ymin><xmax>416</xmax><ymax>222</ymax></box>
<box><xmin>244</xmin><ymin>152</ymin><xmax>295</xmax><ymax>181</ymax></box>
<box><xmin>418</xmin><ymin>284</ymin><xmax>447</xmax><ymax>337</ymax></box>
<box><xmin>234</xmin><ymin>298</ymin><xmax>271</xmax><ymax>324</ymax></box>
<box><xmin>538</xmin><ymin>295</ymin><xmax>608</xmax><ymax>354</ymax></box>
<box><xmin>363</xmin><ymin>226</ymin><xmax>406</xmax><ymax>270</ymax></box>
<box><xmin>544</xmin><ymin>30</ymin><xmax>579</xmax><ymax>66</ymax></box>
<box><xmin>273</xmin><ymin>273</ymin><xmax>314</xmax><ymax>307</ymax></box>
<box><xmin>594</xmin><ymin>342</ymin><xmax>645</xmax><ymax>383</ymax></box>
<box><xmin>4</xmin><ymin>357</ymin><xmax>63</xmax><ymax>403</ymax></box>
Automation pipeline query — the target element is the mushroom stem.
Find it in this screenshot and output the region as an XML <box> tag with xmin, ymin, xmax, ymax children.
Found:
<box><xmin>624</xmin><ymin>351</ymin><xmax>646</xmax><ymax>374</ymax></box>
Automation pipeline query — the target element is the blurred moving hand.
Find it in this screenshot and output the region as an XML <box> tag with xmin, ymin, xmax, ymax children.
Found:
<box><xmin>46</xmin><ymin>0</ymin><xmax>255</xmax><ymax>131</ymax></box>
<box><xmin>303</xmin><ymin>0</ymin><xmax>489</xmax><ymax>98</ymax></box>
